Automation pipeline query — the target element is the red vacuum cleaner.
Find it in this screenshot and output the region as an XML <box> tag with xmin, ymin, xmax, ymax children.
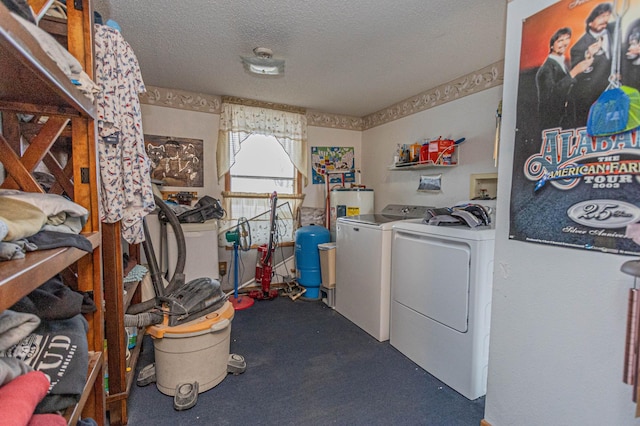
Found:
<box><xmin>250</xmin><ymin>191</ymin><xmax>279</xmax><ymax>300</ymax></box>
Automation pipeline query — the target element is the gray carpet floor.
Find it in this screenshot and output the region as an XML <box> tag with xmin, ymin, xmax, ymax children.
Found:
<box><xmin>124</xmin><ymin>296</ymin><xmax>485</xmax><ymax>425</ymax></box>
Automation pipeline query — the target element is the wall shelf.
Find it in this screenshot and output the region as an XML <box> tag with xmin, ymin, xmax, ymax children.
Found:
<box><xmin>389</xmin><ymin>142</ymin><xmax>460</xmax><ymax>170</ymax></box>
<box><xmin>388</xmin><ymin>161</ymin><xmax>457</xmax><ymax>171</ymax></box>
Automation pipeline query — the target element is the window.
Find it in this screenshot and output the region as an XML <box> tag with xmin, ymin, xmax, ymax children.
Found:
<box><xmin>217</xmin><ymin>100</ymin><xmax>308</xmax><ymax>231</ymax></box>
<box><xmin>224</xmin><ymin>133</ymin><xmax>303</xmax><ymax>221</ymax></box>
<box><xmin>230</xmin><ymin>134</ymin><xmax>295</xmax><ymax>195</ymax></box>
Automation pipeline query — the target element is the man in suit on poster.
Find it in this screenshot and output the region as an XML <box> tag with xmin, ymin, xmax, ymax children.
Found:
<box><xmin>536</xmin><ymin>27</ymin><xmax>594</xmax><ymax>130</ymax></box>
<box><xmin>570</xmin><ymin>2</ymin><xmax>614</xmax><ymax>126</ymax></box>
<box><xmin>622</xmin><ymin>18</ymin><xmax>640</xmax><ymax>91</ymax></box>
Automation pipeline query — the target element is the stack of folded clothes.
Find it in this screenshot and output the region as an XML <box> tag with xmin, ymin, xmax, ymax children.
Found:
<box><xmin>0</xmin><ymin>190</ymin><xmax>92</xmax><ymax>262</ymax></box>
<box><xmin>0</xmin><ymin>274</ymin><xmax>97</xmax><ymax>424</ymax></box>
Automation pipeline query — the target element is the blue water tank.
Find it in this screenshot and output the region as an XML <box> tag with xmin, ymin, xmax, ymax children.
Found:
<box><xmin>295</xmin><ymin>225</ymin><xmax>331</xmax><ymax>299</ymax></box>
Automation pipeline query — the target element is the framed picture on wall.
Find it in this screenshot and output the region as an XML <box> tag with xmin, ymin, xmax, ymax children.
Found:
<box><xmin>418</xmin><ymin>174</ymin><xmax>442</xmax><ymax>192</ymax></box>
<box><xmin>145</xmin><ymin>134</ymin><xmax>204</xmax><ymax>187</ymax></box>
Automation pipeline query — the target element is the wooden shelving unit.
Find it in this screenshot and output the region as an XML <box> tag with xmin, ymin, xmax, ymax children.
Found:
<box><xmin>0</xmin><ymin>0</ymin><xmax>105</xmax><ymax>424</ymax></box>
<box><xmin>103</xmin><ymin>225</ymin><xmax>145</xmax><ymax>425</ymax></box>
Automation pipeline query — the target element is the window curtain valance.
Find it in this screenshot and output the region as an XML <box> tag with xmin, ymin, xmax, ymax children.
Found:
<box><xmin>216</xmin><ymin>102</ymin><xmax>308</xmax><ymax>185</ymax></box>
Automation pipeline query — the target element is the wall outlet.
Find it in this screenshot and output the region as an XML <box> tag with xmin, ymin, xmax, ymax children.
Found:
<box><xmin>219</xmin><ymin>261</ymin><xmax>227</xmax><ymax>277</ymax></box>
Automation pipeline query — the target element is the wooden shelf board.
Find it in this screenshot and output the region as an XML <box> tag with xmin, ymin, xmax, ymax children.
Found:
<box><xmin>106</xmin><ymin>328</ymin><xmax>145</xmax><ymax>426</ymax></box>
<box><xmin>124</xmin><ymin>329</ymin><xmax>145</xmax><ymax>396</ymax></box>
<box><xmin>106</xmin><ymin>328</ymin><xmax>145</xmax><ymax>405</ymax></box>
<box><xmin>0</xmin><ymin>3</ymin><xmax>95</xmax><ymax>118</ymax></box>
<box><xmin>0</xmin><ymin>232</ymin><xmax>100</xmax><ymax>311</ymax></box>
<box><xmin>64</xmin><ymin>351</ymin><xmax>104</xmax><ymax>425</ymax></box>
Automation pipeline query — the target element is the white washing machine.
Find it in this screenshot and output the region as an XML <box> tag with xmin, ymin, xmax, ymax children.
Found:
<box><xmin>335</xmin><ymin>204</ymin><xmax>432</xmax><ymax>342</ymax></box>
<box><xmin>390</xmin><ymin>206</ymin><xmax>495</xmax><ymax>400</ymax></box>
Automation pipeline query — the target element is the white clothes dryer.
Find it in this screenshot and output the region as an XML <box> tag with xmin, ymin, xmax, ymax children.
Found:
<box><xmin>390</xmin><ymin>210</ymin><xmax>495</xmax><ymax>400</ymax></box>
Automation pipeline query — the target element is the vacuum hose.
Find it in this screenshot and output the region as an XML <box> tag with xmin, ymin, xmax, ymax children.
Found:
<box><xmin>126</xmin><ymin>298</ymin><xmax>157</xmax><ymax>315</ymax></box>
<box><xmin>125</xmin><ymin>194</ymin><xmax>189</xmax><ymax>325</ymax></box>
<box><xmin>124</xmin><ymin>311</ymin><xmax>164</xmax><ymax>328</ymax></box>
<box><xmin>128</xmin><ymin>193</ymin><xmax>187</xmax><ymax>317</ymax></box>
<box><xmin>151</xmin><ymin>193</ymin><xmax>187</xmax><ymax>296</ymax></box>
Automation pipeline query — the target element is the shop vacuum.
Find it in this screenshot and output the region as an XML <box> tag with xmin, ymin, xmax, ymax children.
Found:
<box><xmin>124</xmin><ymin>190</ymin><xmax>246</xmax><ymax>411</ymax></box>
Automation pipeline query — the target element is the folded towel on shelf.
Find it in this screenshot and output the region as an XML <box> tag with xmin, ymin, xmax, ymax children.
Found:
<box><xmin>0</xmin><ymin>310</ymin><xmax>40</xmax><ymax>351</ymax></box>
<box><xmin>0</xmin><ymin>241</ymin><xmax>26</xmax><ymax>261</ymax></box>
<box><xmin>0</xmin><ymin>357</ymin><xmax>33</xmax><ymax>387</ymax></box>
<box><xmin>0</xmin><ymin>239</ymin><xmax>38</xmax><ymax>262</ymax></box>
<box><xmin>9</xmin><ymin>12</ymin><xmax>101</xmax><ymax>101</ymax></box>
<box><xmin>42</xmin><ymin>214</ymin><xmax>85</xmax><ymax>234</ymax></box>
<box><xmin>27</xmin><ymin>413</ymin><xmax>66</xmax><ymax>426</ymax></box>
<box><xmin>0</xmin><ymin>370</ymin><xmax>50</xmax><ymax>426</ymax></box>
<box><xmin>0</xmin><ymin>220</ymin><xmax>7</xmax><ymax>241</ymax></box>
<box><xmin>0</xmin><ymin>314</ymin><xmax>89</xmax><ymax>414</ymax></box>
<box><xmin>0</xmin><ymin>198</ymin><xmax>47</xmax><ymax>242</ymax></box>
<box><xmin>0</xmin><ymin>190</ymin><xmax>88</xmax><ymax>234</ymax></box>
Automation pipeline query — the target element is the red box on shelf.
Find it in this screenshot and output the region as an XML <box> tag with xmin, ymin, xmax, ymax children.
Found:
<box><xmin>419</xmin><ymin>144</ymin><xmax>430</xmax><ymax>163</ymax></box>
<box><xmin>428</xmin><ymin>138</ymin><xmax>455</xmax><ymax>164</ymax></box>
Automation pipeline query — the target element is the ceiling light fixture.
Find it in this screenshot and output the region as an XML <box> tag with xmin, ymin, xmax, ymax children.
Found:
<box><xmin>241</xmin><ymin>47</ymin><xmax>285</xmax><ymax>76</ymax></box>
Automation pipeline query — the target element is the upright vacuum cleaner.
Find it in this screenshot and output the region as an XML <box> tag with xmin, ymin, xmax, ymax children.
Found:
<box><xmin>126</xmin><ymin>188</ymin><xmax>246</xmax><ymax>410</ymax></box>
<box><xmin>249</xmin><ymin>191</ymin><xmax>280</xmax><ymax>300</ymax></box>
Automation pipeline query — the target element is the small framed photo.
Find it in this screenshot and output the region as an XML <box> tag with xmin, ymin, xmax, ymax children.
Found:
<box><xmin>418</xmin><ymin>174</ymin><xmax>442</xmax><ymax>192</ymax></box>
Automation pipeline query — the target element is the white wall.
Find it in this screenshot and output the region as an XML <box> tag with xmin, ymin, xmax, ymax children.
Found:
<box><xmin>362</xmin><ymin>86</ymin><xmax>502</xmax><ymax>211</ymax></box>
<box><xmin>140</xmin><ymin>104</ymin><xmax>220</xmax><ymax>199</ymax></box>
<box><xmin>484</xmin><ymin>1</ymin><xmax>639</xmax><ymax>425</ymax></box>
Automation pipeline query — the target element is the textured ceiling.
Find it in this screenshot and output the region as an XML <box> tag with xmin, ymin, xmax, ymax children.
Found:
<box><xmin>92</xmin><ymin>0</ymin><xmax>508</xmax><ymax>117</ymax></box>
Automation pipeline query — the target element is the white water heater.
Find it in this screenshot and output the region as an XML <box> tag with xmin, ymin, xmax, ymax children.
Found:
<box><xmin>329</xmin><ymin>188</ymin><xmax>374</xmax><ymax>240</ymax></box>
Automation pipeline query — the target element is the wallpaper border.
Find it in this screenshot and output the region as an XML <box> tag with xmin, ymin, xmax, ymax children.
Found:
<box><xmin>139</xmin><ymin>60</ymin><xmax>504</xmax><ymax>131</ymax></box>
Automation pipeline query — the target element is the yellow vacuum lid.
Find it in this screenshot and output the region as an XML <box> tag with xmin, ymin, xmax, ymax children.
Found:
<box><xmin>147</xmin><ymin>301</ymin><xmax>235</xmax><ymax>339</ymax></box>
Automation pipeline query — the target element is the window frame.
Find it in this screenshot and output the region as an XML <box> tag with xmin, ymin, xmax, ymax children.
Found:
<box><xmin>222</xmin><ymin>133</ymin><xmax>304</xmax><ymax>245</ymax></box>
<box><xmin>224</xmin><ymin>170</ymin><xmax>303</xmax><ymax>195</ymax></box>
